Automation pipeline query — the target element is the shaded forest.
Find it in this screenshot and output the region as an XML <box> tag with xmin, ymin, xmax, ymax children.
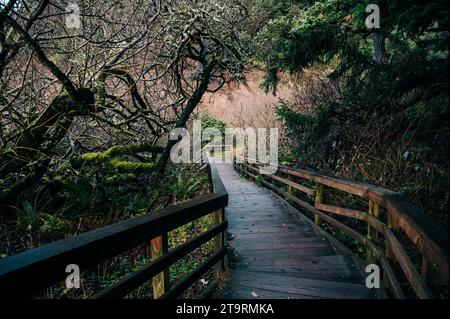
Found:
<box><xmin>0</xmin><ymin>0</ymin><xmax>448</xmax><ymax>299</ymax></box>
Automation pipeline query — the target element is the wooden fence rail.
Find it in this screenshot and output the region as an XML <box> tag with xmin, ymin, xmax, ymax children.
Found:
<box><xmin>0</xmin><ymin>155</ymin><xmax>228</xmax><ymax>299</ymax></box>
<box><xmin>234</xmin><ymin>156</ymin><xmax>448</xmax><ymax>299</ymax></box>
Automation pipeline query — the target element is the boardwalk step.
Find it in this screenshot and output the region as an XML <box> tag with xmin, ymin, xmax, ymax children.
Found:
<box><xmin>230</xmin><ymin>232</ymin><xmax>319</xmax><ymax>242</ymax></box>
<box><xmin>222</xmin><ymin>284</ymin><xmax>323</xmax><ymax>299</ymax></box>
<box><xmin>236</xmin><ymin>248</ymin><xmax>338</xmax><ymax>262</ymax></box>
<box><xmin>236</xmin><ymin>252</ymin><xmax>356</xmax><ymax>266</ymax></box>
<box><xmin>231</xmin><ymin>239</ymin><xmax>331</xmax><ymax>251</ymax></box>
<box><xmin>229</xmin><ymin>224</ymin><xmax>311</xmax><ymax>234</ymax></box>
<box><xmin>228</xmin><ymin>212</ymin><xmax>289</xmax><ymax>218</ymax></box>
<box><xmin>236</xmin><ymin>262</ymin><xmax>363</xmax><ymax>283</ymax></box>
<box><xmin>226</xmin><ymin>270</ymin><xmax>374</xmax><ymax>299</ymax></box>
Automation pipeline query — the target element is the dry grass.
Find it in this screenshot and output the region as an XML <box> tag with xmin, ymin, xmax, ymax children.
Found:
<box><xmin>198</xmin><ymin>68</ymin><xmax>296</xmax><ymax>154</ymax></box>
<box><xmin>199</xmin><ymin>68</ymin><xmax>293</xmax><ymax>125</ymax></box>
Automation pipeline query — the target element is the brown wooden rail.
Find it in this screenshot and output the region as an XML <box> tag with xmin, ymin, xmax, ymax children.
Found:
<box><xmin>0</xmin><ymin>155</ymin><xmax>228</xmax><ymax>299</ymax></box>
<box><xmin>234</xmin><ymin>156</ymin><xmax>448</xmax><ymax>299</ymax></box>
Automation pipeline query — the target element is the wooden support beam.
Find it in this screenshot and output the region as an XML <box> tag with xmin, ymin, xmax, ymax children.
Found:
<box><xmin>214</xmin><ymin>208</ymin><xmax>225</xmax><ymax>272</ymax></box>
<box><xmin>287</xmin><ymin>185</ymin><xmax>293</xmax><ymax>204</ymax></box>
<box><xmin>247</xmin><ymin>164</ymin><xmax>315</xmax><ymax>196</ymax></box>
<box><xmin>368</xmin><ymin>200</ymin><xmax>380</xmax><ymax>241</ymax></box>
<box><xmin>367</xmin><ymin>199</ymin><xmax>380</xmax><ymax>265</ymax></box>
<box><xmin>314</xmin><ymin>183</ymin><xmax>324</xmax><ymax>226</ymax></box>
<box><xmin>315</xmin><ymin>203</ymin><xmax>366</xmax><ymax>221</ymax></box>
<box><xmin>383</xmin><ymin>227</ymin><xmax>434</xmax><ymax>298</ymax></box>
<box><xmin>385</xmin><ymin>214</ymin><xmax>399</xmax><ymax>261</ymax></box>
<box><xmin>151</xmin><ymin>233</ymin><xmax>169</xmax><ymax>299</ymax></box>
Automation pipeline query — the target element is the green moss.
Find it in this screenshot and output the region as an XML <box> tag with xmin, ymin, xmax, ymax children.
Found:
<box><xmin>84</xmin><ymin>152</ymin><xmax>103</xmax><ymax>160</ymax></box>
<box><xmin>103</xmin><ymin>146</ymin><xmax>123</xmax><ymax>158</ymax></box>
<box><xmin>71</xmin><ymin>152</ymin><xmax>102</xmax><ymax>168</ymax></box>
<box><xmin>71</xmin><ymin>152</ymin><xmax>156</xmax><ymax>173</ymax></box>
<box><xmin>107</xmin><ymin>159</ymin><xmax>156</xmax><ymax>172</ymax></box>
<box><xmin>71</xmin><ymin>143</ymin><xmax>163</xmax><ymax>171</ymax></box>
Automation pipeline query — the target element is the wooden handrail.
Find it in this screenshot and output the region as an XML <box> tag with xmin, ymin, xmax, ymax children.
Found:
<box><xmin>92</xmin><ymin>222</ymin><xmax>228</xmax><ymax>299</ymax></box>
<box><xmin>234</xmin><ymin>156</ymin><xmax>448</xmax><ymax>299</ymax></box>
<box><xmin>0</xmin><ymin>154</ymin><xmax>228</xmax><ymax>299</ymax></box>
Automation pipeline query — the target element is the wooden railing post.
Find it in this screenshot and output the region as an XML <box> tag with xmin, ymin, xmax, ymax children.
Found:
<box><xmin>214</xmin><ymin>208</ymin><xmax>225</xmax><ymax>272</ymax></box>
<box><xmin>386</xmin><ymin>213</ymin><xmax>399</xmax><ymax>260</ymax></box>
<box><xmin>314</xmin><ymin>183</ymin><xmax>324</xmax><ymax>225</ymax></box>
<box><xmin>286</xmin><ymin>173</ymin><xmax>293</xmax><ymax>204</ymax></box>
<box><xmin>383</xmin><ymin>213</ymin><xmax>399</xmax><ymax>293</ymax></box>
<box><xmin>151</xmin><ymin>233</ymin><xmax>169</xmax><ymax>299</ymax></box>
<box><xmin>287</xmin><ymin>185</ymin><xmax>293</xmax><ymax>204</ymax></box>
<box><xmin>367</xmin><ymin>199</ymin><xmax>380</xmax><ymax>264</ymax></box>
<box><xmin>255</xmin><ymin>164</ymin><xmax>262</xmax><ymax>186</ymax></box>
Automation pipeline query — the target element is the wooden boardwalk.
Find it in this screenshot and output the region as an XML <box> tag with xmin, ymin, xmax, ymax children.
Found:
<box><xmin>216</xmin><ymin>163</ymin><xmax>374</xmax><ymax>299</ymax></box>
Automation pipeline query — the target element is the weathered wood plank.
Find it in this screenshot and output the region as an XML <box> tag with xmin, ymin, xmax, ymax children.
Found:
<box><xmin>230</xmin><ymin>232</ymin><xmax>318</xmax><ymax>242</ymax></box>
<box><xmin>229</xmin><ymin>224</ymin><xmax>311</xmax><ymax>235</ymax></box>
<box><xmin>222</xmin><ymin>284</ymin><xmax>322</xmax><ymax>299</ymax></box>
<box><xmin>238</xmin><ymin>247</ymin><xmax>336</xmax><ymax>258</ymax></box>
<box><xmin>231</xmin><ymin>240</ymin><xmax>331</xmax><ymax>251</ymax></box>
<box><xmin>230</xmin><ymin>270</ymin><xmax>374</xmax><ymax>299</ymax></box>
<box><xmin>238</xmin><ymin>264</ymin><xmax>361</xmax><ymax>282</ymax></box>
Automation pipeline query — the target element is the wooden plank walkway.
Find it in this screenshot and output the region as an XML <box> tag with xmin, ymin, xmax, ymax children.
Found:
<box><xmin>216</xmin><ymin>163</ymin><xmax>374</xmax><ymax>299</ymax></box>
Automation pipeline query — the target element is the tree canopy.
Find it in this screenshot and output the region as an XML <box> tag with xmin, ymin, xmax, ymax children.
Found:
<box><xmin>0</xmin><ymin>0</ymin><xmax>246</xmax><ymax>208</ymax></box>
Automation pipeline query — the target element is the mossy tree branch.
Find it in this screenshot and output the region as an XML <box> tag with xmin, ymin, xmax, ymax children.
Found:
<box><xmin>71</xmin><ymin>143</ymin><xmax>164</xmax><ymax>173</ymax></box>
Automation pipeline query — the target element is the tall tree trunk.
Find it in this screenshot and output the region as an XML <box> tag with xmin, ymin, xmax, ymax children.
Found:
<box><xmin>156</xmin><ymin>63</ymin><xmax>214</xmax><ymax>174</ymax></box>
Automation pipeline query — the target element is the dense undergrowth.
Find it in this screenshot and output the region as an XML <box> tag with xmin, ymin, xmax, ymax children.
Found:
<box><xmin>242</xmin><ymin>0</ymin><xmax>449</xmax><ymax>227</ymax></box>
<box><xmin>1</xmin><ymin>164</ymin><xmax>208</xmax><ymax>254</ymax></box>
<box><xmin>0</xmin><ymin>163</ymin><xmax>219</xmax><ymax>299</ymax></box>
<box><xmin>276</xmin><ymin>66</ymin><xmax>449</xmax><ymax>227</ymax></box>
